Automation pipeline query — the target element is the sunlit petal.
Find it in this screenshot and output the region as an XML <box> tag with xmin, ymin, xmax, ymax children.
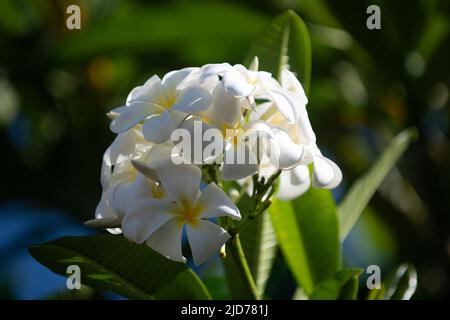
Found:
<box><xmin>122</xmin><ymin>198</ymin><xmax>176</xmax><ymax>244</ymax></box>
<box><xmin>277</xmin><ymin>166</ymin><xmax>310</xmax><ymax>200</ymax></box>
<box><xmin>157</xmin><ymin>163</ymin><xmax>201</xmax><ymax>203</ymax></box>
<box><xmin>197</xmin><ymin>183</ymin><xmax>240</xmax><ymax>220</ymax></box>
<box><xmin>142</xmin><ymin>110</ymin><xmax>173</xmax><ymax>143</ymax></box>
<box><xmin>186</xmin><ymin>220</ymin><xmax>230</xmax><ymax>265</ymax></box>
<box><xmin>110</xmin><ymin>102</ymin><xmax>162</xmax><ymax>134</ymax></box>
<box><xmin>146</xmin><ymin>218</ymin><xmax>186</xmax><ymax>263</ymax></box>
<box><xmin>171</xmin><ymin>86</ymin><xmax>212</xmax><ymax>113</ymax></box>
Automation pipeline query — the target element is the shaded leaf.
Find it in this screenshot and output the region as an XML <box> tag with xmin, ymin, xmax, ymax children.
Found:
<box><xmin>310</xmin><ymin>268</ymin><xmax>363</xmax><ymax>300</ymax></box>
<box><xmin>245</xmin><ymin>9</ymin><xmax>311</xmax><ymax>92</ymax></box>
<box><xmin>240</xmin><ymin>210</ymin><xmax>277</xmax><ymax>293</ymax></box>
<box><xmin>29</xmin><ymin>234</ymin><xmax>211</xmax><ymax>300</ymax></box>
<box><xmin>338</xmin><ymin>128</ymin><xmax>418</xmax><ymax>240</ymax></box>
<box><xmin>367</xmin><ymin>263</ymin><xmax>417</xmax><ymax>300</ymax></box>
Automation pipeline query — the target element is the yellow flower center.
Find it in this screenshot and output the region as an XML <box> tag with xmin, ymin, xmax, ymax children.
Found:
<box><xmin>163</xmin><ymin>94</ymin><xmax>176</xmax><ymax>109</ymax></box>
<box><xmin>175</xmin><ymin>198</ymin><xmax>203</xmax><ymax>227</ymax></box>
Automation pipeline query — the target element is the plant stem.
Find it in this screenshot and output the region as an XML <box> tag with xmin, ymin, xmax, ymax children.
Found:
<box><xmin>225</xmin><ymin>235</ymin><xmax>260</xmax><ymax>300</ymax></box>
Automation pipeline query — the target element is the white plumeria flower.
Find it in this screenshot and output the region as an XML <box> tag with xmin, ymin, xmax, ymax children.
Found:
<box><xmin>122</xmin><ymin>163</ymin><xmax>241</xmax><ymax>265</ymax></box>
<box><xmin>195</xmin><ymin>80</ymin><xmax>276</xmax><ymax>180</ymax></box>
<box><xmin>110</xmin><ymin>68</ymin><xmax>212</xmax><ymax>143</ymax></box>
<box><xmin>272</xmin><ymin>127</ymin><xmax>341</xmax><ymax>199</ymax></box>
<box><xmin>269</xmin><ymin>122</ymin><xmax>341</xmax><ymax>199</ymax></box>
<box><xmin>246</xmin><ymin>69</ymin><xmax>341</xmax><ymax>199</ymax></box>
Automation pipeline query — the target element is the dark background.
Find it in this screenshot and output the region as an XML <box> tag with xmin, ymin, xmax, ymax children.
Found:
<box><xmin>0</xmin><ymin>0</ymin><xmax>448</xmax><ymax>299</ymax></box>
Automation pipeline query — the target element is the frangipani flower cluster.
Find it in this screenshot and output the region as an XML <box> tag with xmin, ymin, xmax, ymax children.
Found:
<box><xmin>90</xmin><ymin>57</ymin><xmax>342</xmax><ymax>265</ymax></box>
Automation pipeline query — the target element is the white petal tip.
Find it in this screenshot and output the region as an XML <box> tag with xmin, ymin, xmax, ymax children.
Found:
<box><xmin>84</xmin><ymin>217</ymin><xmax>122</xmax><ymax>229</ymax></box>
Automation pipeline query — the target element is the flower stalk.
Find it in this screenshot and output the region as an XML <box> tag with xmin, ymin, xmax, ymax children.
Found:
<box><xmin>223</xmin><ymin>234</ymin><xmax>260</xmax><ymax>300</ymax></box>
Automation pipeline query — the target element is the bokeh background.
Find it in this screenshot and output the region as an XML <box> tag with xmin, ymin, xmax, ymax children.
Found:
<box><xmin>0</xmin><ymin>0</ymin><xmax>449</xmax><ymax>299</ymax></box>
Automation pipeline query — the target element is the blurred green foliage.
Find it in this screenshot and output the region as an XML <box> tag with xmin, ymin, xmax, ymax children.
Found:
<box><xmin>0</xmin><ymin>0</ymin><xmax>448</xmax><ymax>299</ymax></box>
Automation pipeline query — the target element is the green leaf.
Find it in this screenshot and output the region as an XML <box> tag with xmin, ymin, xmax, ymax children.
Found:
<box><xmin>310</xmin><ymin>268</ymin><xmax>363</xmax><ymax>300</ymax></box>
<box><xmin>338</xmin><ymin>128</ymin><xmax>418</xmax><ymax>240</ymax></box>
<box><xmin>270</xmin><ymin>188</ymin><xmax>341</xmax><ymax>295</ymax></box>
<box><xmin>245</xmin><ymin>10</ymin><xmax>311</xmax><ymax>92</ymax></box>
<box><xmin>337</xmin><ymin>274</ymin><xmax>360</xmax><ymax>300</ymax></box>
<box><xmin>240</xmin><ymin>210</ymin><xmax>277</xmax><ymax>294</ymax></box>
<box><xmin>54</xmin><ymin>2</ymin><xmax>267</xmax><ymax>64</ymax></box>
<box><xmin>28</xmin><ymin>234</ymin><xmax>211</xmax><ymax>300</ymax></box>
<box><xmin>367</xmin><ymin>264</ymin><xmax>417</xmax><ymax>300</ymax></box>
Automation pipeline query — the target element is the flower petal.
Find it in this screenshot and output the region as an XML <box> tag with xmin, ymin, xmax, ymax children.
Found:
<box><xmin>272</xmin><ymin>129</ymin><xmax>303</xmax><ymax>169</ymax></box>
<box><xmin>170</xmin><ymin>110</ymin><xmax>188</xmax><ymax>129</ymax></box>
<box><xmin>110</xmin><ymin>102</ymin><xmax>162</xmax><ymax>134</ymax></box>
<box><xmin>162</xmin><ymin>67</ymin><xmax>198</xmax><ymax>95</ymax></box>
<box><xmin>175</xmin><ymin>117</ymin><xmax>223</xmax><ymax>165</ymax></box>
<box><xmin>281</xmin><ymin>69</ymin><xmax>308</xmax><ymax>104</ymax></box>
<box><xmin>312</xmin><ymin>155</ymin><xmax>335</xmax><ymax>188</ymax></box>
<box><xmin>100</xmin><ymin>155</ymin><xmax>112</xmax><ymax>189</ymax></box>
<box><xmin>146</xmin><ymin>143</ymin><xmax>184</xmax><ymax>169</ymax></box>
<box><xmin>95</xmin><ymin>192</ymin><xmax>116</xmax><ymax>219</ymax></box>
<box><xmin>131</xmin><ymin>75</ymin><xmax>166</xmax><ymax>105</ymax></box>
<box><xmin>171</xmin><ymin>86</ymin><xmax>212</xmax><ymax>113</ymax></box>
<box><xmin>296</xmin><ymin>109</ymin><xmax>317</xmax><ymax>145</ymax></box>
<box><xmin>142</xmin><ymin>110</ymin><xmax>173</xmax><ymax>143</ymax></box>
<box><xmin>107</xmin><ymin>129</ymin><xmax>144</xmax><ymax>165</ymax></box>
<box><xmin>146</xmin><ymin>218</ymin><xmax>186</xmax><ymax>262</ymax></box>
<box><xmin>221</xmin><ymin>144</ymin><xmax>259</xmax><ymax>180</ymax></box>
<box><xmin>223</xmin><ymin>69</ymin><xmax>255</xmax><ymax>97</ymax></box>
<box><xmin>269</xmin><ymin>89</ymin><xmax>297</xmax><ymax>124</ymax></box>
<box><xmin>205</xmin><ymin>84</ymin><xmax>243</xmax><ymax>128</ymax></box>
<box><xmin>126</xmin><ymin>86</ymin><xmax>142</xmax><ymax>105</ymax></box>
<box><xmin>94</xmin><ymin>192</ymin><xmax>122</xmax><ymax>235</ymax></box>
<box><xmin>186</xmin><ymin>220</ymin><xmax>230</xmax><ymax>265</ymax></box>
<box><xmin>107</xmin><ymin>106</ymin><xmax>126</xmax><ymax>120</ymax></box>
<box><xmin>277</xmin><ymin>166</ymin><xmax>311</xmax><ymax>200</ymax></box>
<box><xmin>199</xmin><ymin>63</ymin><xmax>232</xmax><ymax>81</ymax></box>
<box><xmin>242</xmin><ymin>120</ymin><xmax>275</xmax><ymax>141</ymax></box>
<box><xmin>157</xmin><ymin>163</ymin><xmax>201</xmax><ymax>203</ymax></box>
<box><xmin>131</xmin><ymin>160</ymin><xmax>159</xmax><ymax>181</ymax></box>
<box><xmin>249</xmin><ymin>56</ymin><xmax>259</xmax><ymax>71</ymax></box>
<box><xmin>313</xmin><ymin>156</ymin><xmax>342</xmax><ymax>189</ymax></box>
<box><xmin>196</xmin><ymin>183</ymin><xmax>241</xmax><ymax>220</ymax></box>
<box><xmin>122</xmin><ymin>198</ymin><xmax>176</xmax><ymax>244</ymax></box>
<box><xmin>111</xmin><ymin>174</ymin><xmax>155</xmax><ymax>214</ymax></box>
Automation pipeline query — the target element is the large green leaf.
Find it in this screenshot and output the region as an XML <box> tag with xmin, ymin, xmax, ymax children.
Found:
<box><xmin>338</xmin><ymin>128</ymin><xmax>418</xmax><ymax>240</ymax></box>
<box><xmin>367</xmin><ymin>264</ymin><xmax>417</xmax><ymax>300</ymax></box>
<box><xmin>310</xmin><ymin>268</ymin><xmax>363</xmax><ymax>300</ymax></box>
<box><xmin>28</xmin><ymin>234</ymin><xmax>211</xmax><ymax>300</ymax></box>
<box><xmin>244</xmin><ymin>9</ymin><xmax>311</xmax><ymax>92</ymax></box>
<box><xmin>270</xmin><ymin>188</ymin><xmax>341</xmax><ymax>295</ymax></box>
<box><xmin>239</xmin><ymin>210</ymin><xmax>277</xmax><ymax>294</ymax></box>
